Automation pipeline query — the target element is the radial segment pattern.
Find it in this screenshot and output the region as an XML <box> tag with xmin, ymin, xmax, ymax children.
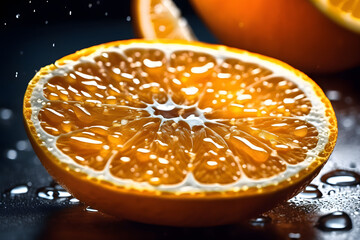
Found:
<box><xmin>33</xmin><ymin>44</ymin><xmax>322</xmax><ymax>188</ymax></box>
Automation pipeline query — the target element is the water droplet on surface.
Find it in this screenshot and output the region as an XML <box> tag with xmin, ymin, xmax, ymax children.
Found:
<box><xmin>350</xmin><ymin>162</ymin><xmax>356</xmax><ymax>168</ymax></box>
<box><xmin>37</xmin><ymin>187</ymin><xmax>56</xmax><ymax>200</ymax></box>
<box><xmin>8</xmin><ymin>185</ymin><xmax>29</xmax><ymax>195</ymax></box>
<box><xmin>37</xmin><ymin>184</ymin><xmax>72</xmax><ymax>200</ymax></box>
<box><xmin>288</xmin><ymin>232</ymin><xmax>301</xmax><ymax>239</ymax></box>
<box><xmin>321</xmin><ymin>170</ymin><xmax>360</xmax><ymax>186</ymax></box>
<box><xmin>316</xmin><ymin>211</ymin><xmax>352</xmax><ymax>231</ymax></box>
<box><xmin>298</xmin><ymin>184</ymin><xmax>322</xmax><ymax>199</ymax></box>
<box><xmin>249</xmin><ymin>216</ymin><xmax>271</xmax><ymax>227</ymax></box>
<box><xmin>57</xmin><ymin>190</ymin><xmax>72</xmax><ymax>198</ymax></box>
<box><xmin>70</xmin><ymin>198</ymin><xmax>80</xmax><ymax>203</ymax></box>
<box><xmin>86</xmin><ymin>206</ymin><xmax>98</xmax><ymax>212</ymax></box>
<box><xmin>327</xmin><ymin>190</ymin><xmax>336</xmax><ymax>195</ymax></box>
<box><xmin>6</xmin><ymin>149</ymin><xmax>18</xmax><ymax>160</ymax></box>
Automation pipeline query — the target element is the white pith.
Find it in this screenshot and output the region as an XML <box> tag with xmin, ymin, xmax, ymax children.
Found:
<box><xmin>29</xmin><ymin>42</ymin><xmax>331</xmax><ymax>193</ymax></box>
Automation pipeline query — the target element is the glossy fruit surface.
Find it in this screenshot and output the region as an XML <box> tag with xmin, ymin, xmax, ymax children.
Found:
<box><xmin>24</xmin><ymin>39</ymin><xmax>337</xmax><ymax>226</ymax></box>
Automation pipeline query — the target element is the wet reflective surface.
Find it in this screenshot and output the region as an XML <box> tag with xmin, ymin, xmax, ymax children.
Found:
<box><xmin>1</xmin><ymin>1</ymin><xmax>360</xmax><ymax>240</ymax></box>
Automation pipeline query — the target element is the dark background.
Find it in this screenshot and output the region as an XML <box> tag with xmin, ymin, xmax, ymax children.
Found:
<box><xmin>1</xmin><ymin>1</ymin><xmax>360</xmax><ymax>240</ymax></box>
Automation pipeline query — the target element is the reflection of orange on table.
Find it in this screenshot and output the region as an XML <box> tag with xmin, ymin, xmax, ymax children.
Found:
<box><xmin>24</xmin><ymin>39</ymin><xmax>336</xmax><ymax>226</ymax></box>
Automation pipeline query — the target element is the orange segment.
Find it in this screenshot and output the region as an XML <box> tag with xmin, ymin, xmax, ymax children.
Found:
<box><xmin>132</xmin><ymin>0</ymin><xmax>196</xmax><ymax>40</ymax></box>
<box><xmin>23</xmin><ymin>39</ymin><xmax>337</xmax><ymax>226</ymax></box>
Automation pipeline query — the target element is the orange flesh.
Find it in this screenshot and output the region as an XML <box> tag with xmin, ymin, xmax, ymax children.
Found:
<box><xmin>38</xmin><ymin>48</ymin><xmax>319</xmax><ymax>186</ymax></box>
<box><xmin>329</xmin><ymin>0</ymin><xmax>360</xmax><ymax>17</ymax></box>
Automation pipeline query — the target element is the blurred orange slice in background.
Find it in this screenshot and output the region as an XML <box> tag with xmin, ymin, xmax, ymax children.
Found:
<box><xmin>311</xmin><ymin>0</ymin><xmax>360</xmax><ymax>34</ymax></box>
<box><xmin>132</xmin><ymin>0</ymin><xmax>196</xmax><ymax>40</ymax></box>
<box><xmin>133</xmin><ymin>0</ymin><xmax>360</xmax><ymax>73</ymax></box>
<box><xmin>190</xmin><ymin>0</ymin><xmax>360</xmax><ymax>73</ymax></box>
<box><xmin>23</xmin><ymin>39</ymin><xmax>337</xmax><ymax>226</ymax></box>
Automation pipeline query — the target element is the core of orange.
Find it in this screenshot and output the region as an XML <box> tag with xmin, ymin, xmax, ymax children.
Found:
<box><xmin>23</xmin><ymin>39</ymin><xmax>337</xmax><ymax>226</ymax></box>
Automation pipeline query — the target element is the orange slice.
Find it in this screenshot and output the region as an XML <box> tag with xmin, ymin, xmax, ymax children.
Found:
<box><xmin>132</xmin><ymin>0</ymin><xmax>196</xmax><ymax>40</ymax></box>
<box><xmin>311</xmin><ymin>0</ymin><xmax>360</xmax><ymax>34</ymax></box>
<box><xmin>23</xmin><ymin>39</ymin><xmax>337</xmax><ymax>226</ymax></box>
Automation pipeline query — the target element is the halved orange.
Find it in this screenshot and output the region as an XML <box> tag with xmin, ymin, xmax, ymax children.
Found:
<box><xmin>311</xmin><ymin>0</ymin><xmax>360</xmax><ymax>34</ymax></box>
<box><xmin>23</xmin><ymin>39</ymin><xmax>337</xmax><ymax>226</ymax></box>
<box><xmin>132</xmin><ymin>0</ymin><xmax>196</xmax><ymax>40</ymax></box>
<box><xmin>190</xmin><ymin>0</ymin><xmax>360</xmax><ymax>73</ymax></box>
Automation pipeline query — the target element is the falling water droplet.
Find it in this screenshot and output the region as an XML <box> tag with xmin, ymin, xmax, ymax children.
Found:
<box><xmin>45</xmin><ymin>20</ymin><xmax>49</xmax><ymax>24</ymax></box>
<box><xmin>326</xmin><ymin>90</ymin><xmax>341</xmax><ymax>101</ymax></box>
<box><xmin>0</xmin><ymin>108</ymin><xmax>13</xmax><ymax>120</ymax></box>
<box><xmin>344</xmin><ymin>96</ymin><xmax>353</xmax><ymax>104</ymax></box>
<box><xmin>86</xmin><ymin>206</ymin><xmax>98</xmax><ymax>212</ymax></box>
<box><xmin>249</xmin><ymin>216</ymin><xmax>271</xmax><ymax>227</ymax></box>
<box><xmin>52</xmin><ymin>43</ymin><xmax>55</xmax><ymax>47</ymax></box>
<box><xmin>316</xmin><ymin>211</ymin><xmax>352</xmax><ymax>231</ymax></box>
<box><xmin>6</xmin><ymin>149</ymin><xmax>18</xmax><ymax>160</ymax></box>
<box><xmin>88</xmin><ymin>3</ymin><xmax>93</xmax><ymax>8</ymax></box>
<box><xmin>321</xmin><ymin>170</ymin><xmax>360</xmax><ymax>186</ymax></box>
<box><xmin>8</xmin><ymin>184</ymin><xmax>29</xmax><ymax>195</ymax></box>
<box><xmin>104</xmin><ymin>12</ymin><xmax>108</xmax><ymax>16</ymax></box>
<box><xmin>15</xmin><ymin>72</ymin><xmax>18</xmax><ymax>78</ymax></box>
<box><xmin>16</xmin><ymin>140</ymin><xmax>30</xmax><ymax>151</ymax></box>
<box><xmin>126</xmin><ymin>16</ymin><xmax>131</xmax><ymax>22</ymax></box>
<box><xmin>298</xmin><ymin>184</ymin><xmax>323</xmax><ymax>199</ymax></box>
<box><xmin>16</xmin><ymin>14</ymin><xmax>20</xmax><ymax>19</ymax></box>
<box><xmin>69</xmin><ymin>10</ymin><xmax>72</xmax><ymax>15</ymax></box>
<box><xmin>342</xmin><ymin>116</ymin><xmax>355</xmax><ymax>128</ymax></box>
